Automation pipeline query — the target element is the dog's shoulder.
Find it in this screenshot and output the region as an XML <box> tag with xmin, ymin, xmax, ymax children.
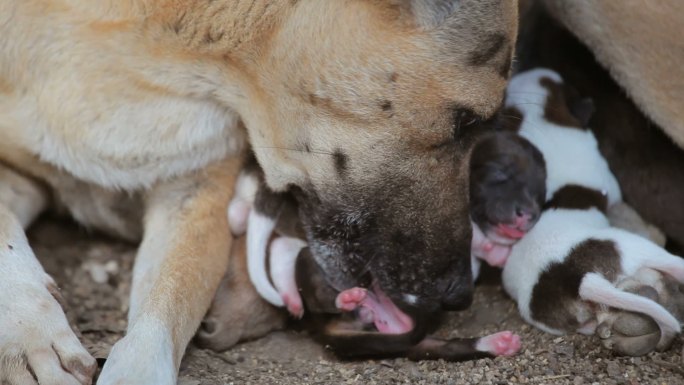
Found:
<box><xmin>0</xmin><ymin>1</ymin><xmax>269</xmax><ymax>189</ymax></box>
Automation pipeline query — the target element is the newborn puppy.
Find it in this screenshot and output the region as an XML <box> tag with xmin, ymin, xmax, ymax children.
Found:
<box><xmin>196</xmin><ymin>234</ymin><xmax>287</xmax><ymax>351</ymax></box>
<box><xmin>226</xmin><ymin>154</ymin><xmax>522</xmax><ymax>361</ymax></box>
<box><xmin>502</xmin><ymin>68</ymin><xmax>684</xmax><ymax>356</ymax></box>
<box><xmin>469</xmin><ymin>132</ymin><xmax>546</xmax><ymax>275</ymax></box>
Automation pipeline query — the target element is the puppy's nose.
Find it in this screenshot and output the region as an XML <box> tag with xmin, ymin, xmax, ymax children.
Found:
<box><xmin>514</xmin><ymin>206</ymin><xmax>539</xmax><ymax>229</ymax></box>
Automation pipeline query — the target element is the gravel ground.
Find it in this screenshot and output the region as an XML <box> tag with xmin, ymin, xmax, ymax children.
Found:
<box><xmin>31</xmin><ymin>217</ymin><xmax>684</xmax><ymax>385</ymax></box>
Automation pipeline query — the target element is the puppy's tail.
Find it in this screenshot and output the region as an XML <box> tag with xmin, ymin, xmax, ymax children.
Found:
<box><xmin>247</xmin><ymin>210</ymin><xmax>283</xmax><ymax>306</ymax></box>
<box><xmin>579</xmin><ymin>273</ymin><xmax>680</xmax><ymax>348</ymax></box>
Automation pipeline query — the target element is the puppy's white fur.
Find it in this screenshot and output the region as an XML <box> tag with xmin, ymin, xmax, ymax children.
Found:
<box><xmin>247</xmin><ymin>210</ymin><xmax>282</xmax><ymax>307</ymax></box>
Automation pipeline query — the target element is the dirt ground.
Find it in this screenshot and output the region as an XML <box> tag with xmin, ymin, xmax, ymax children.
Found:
<box><xmin>32</xmin><ymin>217</ymin><xmax>683</xmax><ymax>385</ymax></box>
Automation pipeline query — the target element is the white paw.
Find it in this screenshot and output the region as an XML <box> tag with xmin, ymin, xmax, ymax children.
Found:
<box><xmin>0</xmin><ymin>276</ymin><xmax>96</xmax><ymax>385</ymax></box>
<box><xmin>97</xmin><ymin>317</ymin><xmax>175</xmax><ymax>385</ymax></box>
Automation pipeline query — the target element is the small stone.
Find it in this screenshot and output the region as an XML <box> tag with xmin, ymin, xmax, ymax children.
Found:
<box><xmin>556</xmin><ymin>343</ymin><xmax>575</xmax><ymax>357</ymax></box>
<box><xmin>83</xmin><ymin>261</ymin><xmax>109</xmax><ymax>284</ymax></box>
<box><xmin>606</xmin><ymin>361</ymin><xmax>622</xmax><ymax>378</ymax></box>
<box><xmin>104</xmin><ymin>260</ymin><xmax>119</xmax><ymax>274</ymax></box>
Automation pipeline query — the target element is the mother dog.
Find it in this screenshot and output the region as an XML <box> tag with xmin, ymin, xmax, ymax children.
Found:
<box><xmin>0</xmin><ymin>1</ymin><xmax>517</xmax><ymax>384</ymax></box>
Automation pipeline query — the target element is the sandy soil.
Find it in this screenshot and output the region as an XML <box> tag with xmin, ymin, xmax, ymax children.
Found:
<box><xmin>31</xmin><ymin>217</ymin><xmax>683</xmax><ymax>385</ymax></box>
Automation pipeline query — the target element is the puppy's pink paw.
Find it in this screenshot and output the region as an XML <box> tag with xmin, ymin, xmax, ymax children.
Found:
<box><xmin>481</xmin><ymin>244</ymin><xmax>511</xmax><ymax>268</ymax></box>
<box><xmin>283</xmin><ymin>294</ymin><xmax>304</xmax><ymax>319</ymax></box>
<box><xmin>476</xmin><ymin>331</ymin><xmax>522</xmax><ymax>357</ymax></box>
<box><xmin>335</xmin><ymin>288</ymin><xmax>368</xmax><ymax>311</ymax></box>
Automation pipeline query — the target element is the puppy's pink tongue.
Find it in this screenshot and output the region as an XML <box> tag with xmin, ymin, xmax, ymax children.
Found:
<box><xmin>496</xmin><ymin>224</ymin><xmax>526</xmax><ymax>239</ymax></box>
<box><xmin>336</xmin><ymin>285</ymin><xmax>414</xmax><ymax>334</ymax></box>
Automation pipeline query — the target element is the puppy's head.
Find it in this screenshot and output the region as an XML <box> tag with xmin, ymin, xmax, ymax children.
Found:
<box><xmin>241</xmin><ymin>1</ymin><xmax>518</xmax><ymax>315</ymax></box>
<box><xmin>470</xmin><ymin>132</ymin><xmax>546</xmax><ymax>243</ymax></box>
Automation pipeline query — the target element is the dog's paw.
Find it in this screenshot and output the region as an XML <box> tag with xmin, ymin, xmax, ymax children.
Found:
<box><xmin>97</xmin><ymin>318</ymin><xmax>175</xmax><ymax>385</ymax></box>
<box><xmin>0</xmin><ymin>275</ymin><xmax>96</xmax><ymax>385</ymax></box>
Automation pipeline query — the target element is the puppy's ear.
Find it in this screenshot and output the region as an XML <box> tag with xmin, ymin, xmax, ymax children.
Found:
<box><xmin>570</xmin><ymin>97</ymin><xmax>595</xmax><ymax>128</ymax></box>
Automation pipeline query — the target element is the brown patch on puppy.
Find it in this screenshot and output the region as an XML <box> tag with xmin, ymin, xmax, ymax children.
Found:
<box><xmin>544</xmin><ymin>184</ymin><xmax>608</xmax><ymax>213</ymax></box>
<box><xmin>530</xmin><ymin>239</ymin><xmax>621</xmax><ymax>331</ymax></box>
<box><xmin>540</xmin><ymin>77</ymin><xmax>584</xmax><ymax>129</ymax></box>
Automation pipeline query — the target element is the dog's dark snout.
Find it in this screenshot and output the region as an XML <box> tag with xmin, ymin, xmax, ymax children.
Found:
<box><xmin>441</xmin><ymin>279</ymin><xmax>474</xmax><ymax>311</ymax></box>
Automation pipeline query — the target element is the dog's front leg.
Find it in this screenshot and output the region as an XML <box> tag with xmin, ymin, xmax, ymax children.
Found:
<box><xmin>0</xmin><ymin>165</ymin><xmax>97</xmax><ymax>385</ymax></box>
<box><xmin>98</xmin><ymin>158</ymin><xmax>240</xmax><ymax>385</ymax></box>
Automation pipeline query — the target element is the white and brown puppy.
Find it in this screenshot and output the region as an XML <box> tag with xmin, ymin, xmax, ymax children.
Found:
<box><xmin>502</xmin><ymin>69</ymin><xmax>684</xmax><ymax>355</ymax></box>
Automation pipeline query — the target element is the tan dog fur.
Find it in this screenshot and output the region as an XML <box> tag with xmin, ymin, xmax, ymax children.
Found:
<box><xmin>0</xmin><ymin>1</ymin><xmax>518</xmax><ymax>384</ymax></box>
<box><xmin>544</xmin><ymin>1</ymin><xmax>684</xmax><ymax>147</ymax></box>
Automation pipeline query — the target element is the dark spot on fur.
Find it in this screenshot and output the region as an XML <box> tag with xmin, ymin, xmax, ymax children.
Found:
<box><xmin>169</xmin><ymin>11</ymin><xmax>188</xmax><ymax>34</ymax></box>
<box><xmin>203</xmin><ymin>30</ymin><xmax>225</xmax><ymax>44</ymax></box>
<box><xmin>468</xmin><ymin>33</ymin><xmax>507</xmax><ymax>66</ymax></box>
<box><xmin>544</xmin><ymin>184</ymin><xmax>608</xmax><ymax>213</ymax></box>
<box><xmin>333</xmin><ymin>150</ymin><xmax>348</xmax><ymax>176</ymax></box>
<box><xmin>307</xmin><ymin>93</ymin><xmax>319</xmax><ymax>106</ymax></box>
<box><xmin>7</xmin><ymin>244</ymin><xmax>12</xmax><ymax>250</ymax></box>
<box><xmin>499</xmin><ymin>106</ymin><xmax>524</xmax><ymax>132</ymax></box>
<box><xmin>530</xmin><ymin>239</ymin><xmax>621</xmax><ymax>331</ymax></box>
<box><xmin>497</xmin><ymin>47</ymin><xmax>513</xmax><ymax>78</ymax></box>
<box><xmin>380</xmin><ymin>100</ymin><xmax>393</xmax><ymax>112</ymax></box>
<box><xmin>304</xmin><ymin>143</ymin><xmax>311</xmax><ymax>153</ymax></box>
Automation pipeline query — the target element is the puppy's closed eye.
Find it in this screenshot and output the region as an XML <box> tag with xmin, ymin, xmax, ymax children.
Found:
<box><xmin>486</xmin><ymin>169</ymin><xmax>509</xmax><ymax>183</ymax></box>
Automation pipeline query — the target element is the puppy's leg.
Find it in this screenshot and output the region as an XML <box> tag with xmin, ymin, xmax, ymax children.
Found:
<box><xmin>0</xmin><ymin>166</ymin><xmax>97</xmax><ymax>385</ymax></box>
<box><xmin>98</xmin><ymin>158</ymin><xmax>240</xmax><ymax>385</ymax></box>
<box><xmin>270</xmin><ymin>236</ymin><xmax>307</xmax><ymax>318</ymax></box>
<box><xmin>407</xmin><ymin>331</ymin><xmax>522</xmax><ymax>361</ymax></box>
